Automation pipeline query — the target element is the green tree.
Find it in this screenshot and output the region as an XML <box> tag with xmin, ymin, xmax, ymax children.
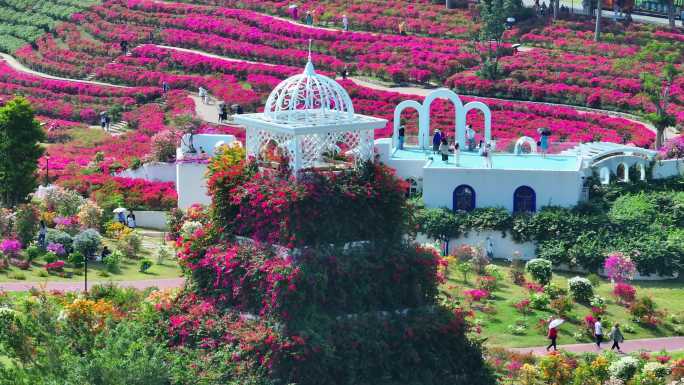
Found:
<box><xmin>0</xmin><ymin>97</ymin><xmax>45</xmax><ymax>207</ymax></box>
<box><xmin>640</xmin><ymin>59</ymin><xmax>680</xmax><ymax>149</ymax></box>
<box><xmin>476</xmin><ymin>0</ymin><xmax>520</xmax><ymax>80</ymax></box>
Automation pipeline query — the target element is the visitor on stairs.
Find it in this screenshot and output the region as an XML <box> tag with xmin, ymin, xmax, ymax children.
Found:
<box><xmin>594</xmin><ymin>317</ymin><xmax>604</xmax><ymax>349</ymax></box>
<box><xmin>105</xmin><ymin>114</ymin><xmax>111</xmax><ymax>131</ymax></box>
<box><xmin>398</xmin><ymin>125</ymin><xmax>405</xmax><ymax>150</ymax></box>
<box><xmin>290</xmin><ymin>4</ymin><xmax>298</xmax><ymax>20</ymax></box>
<box><xmin>342</xmin><ymin>14</ymin><xmax>349</xmax><ymax>31</ymax></box>
<box><xmin>432</xmin><ymin>129</ymin><xmax>441</xmax><ymax>154</ymax></box>
<box><xmin>440</xmin><ymin>137</ymin><xmax>449</xmax><ymax>162</ymax></box>
<box><xmin>610</xmin><ymin>323</ymin><xmax>625</xmax><ymax>353</ymax></box>
<box><xmin>199</xmin><ymin>87</ymin><xmax>208</xmax><ymax>104</ymax></box>
<box><xmin>162</xmin><ymin>80</ymin><xmax>169</xmax><ymax>94</ymax></box>
<box><xmin>100</xmin><ymin>112</ymin><xmax>107</xmax><ymax>131</ymax></box>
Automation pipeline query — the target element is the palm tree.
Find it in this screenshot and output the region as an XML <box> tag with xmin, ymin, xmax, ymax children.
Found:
<box><xmin>641</xmin><ymin>62</ymin><xmax>680</xmax><ymax>149</ymax></box>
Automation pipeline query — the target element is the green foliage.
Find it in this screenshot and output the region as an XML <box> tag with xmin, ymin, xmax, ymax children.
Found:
<box><xmin>414</xmin><ymin>207</ymin><xmax>462</xmax><ymax>241</ymax></box>
<box><xmin>456</xmin><ymin>261</ymin><xmax>474</xmax><ymax>283</ymax></box>
<box><xmin>138</xmin><ymin>259</ymin><xmax>153</xmax><ymax>273</ymax></box>
<box><xmin>67</xmin><ymin>252</ymin><xmax>84</xmax><ymax>268</ymax></box>
<box><xmin>0</xmin><ymin>98</ymin><xmax>45</xmax><ymax>207</ymax></box>
<box><xmin>24</xmin><ymin>244</ymin><xmax>43</xmax><ymax>262</ymax></box>
<box><xmin>103</xmin><ymin>249</ymin><xmax>123</xmax><ymax>272</ymax></box>
<box><xmin>73</xmin><ymin>229</ymin><xmax>102</xmax><ymax>257</ymax></box>
<box><xmin>609</xmin><ymin>193</ymin><xmax>658</xmax><ymax>225</ymax></box>
<box><xmin>14</xmin><ymin>203</ymin><xmax>40</xmax><ymax>247</ymax></box>
<box><xmin>587</xmin><ymin>273</ymin><xmax>601</xmax><ymax>287</ymax></box>
<box><xmin>525</xmin><ymin>258</ymin><xmax>552</xmax><ymax>285</ymax></box>
<box><xmin>568</xmin><ymin>276</ymin><xmax>594</xmax><ymax>303</ymax></box>
<box><xmin>116</xmin><ymin>231</ymin><xmax>142</xmax><ymax>258</ymax></box>
<box><xmin>45</xmin><ymin>228</ymin><xmax>72</xmax><ymax>251</ymax></box>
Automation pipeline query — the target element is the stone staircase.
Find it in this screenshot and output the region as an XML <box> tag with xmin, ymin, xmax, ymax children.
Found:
<box><xmin>84</xmin><ymin>50</ymin><xmax>134</xmax><ymax>82</ymax></box>
<box><xmin>108</xmin><ymin>120</ymin><xmax>129</xmax><ymax>136</ymax></box>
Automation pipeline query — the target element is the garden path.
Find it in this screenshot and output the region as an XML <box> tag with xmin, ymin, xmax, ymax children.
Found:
<box><xmin>511</xmin><ymin>336</ymin><xmax>684</xmax><ymax>355</ymax></box>
<box><xmin>0</xmin><ymin>53</ymin><xmax>130</xmax><ymax>89</ymax></box>
<box><xmin>0</xmin><ymin>277</ymin><xmax>184</xmax><ymax>292</ymax></box>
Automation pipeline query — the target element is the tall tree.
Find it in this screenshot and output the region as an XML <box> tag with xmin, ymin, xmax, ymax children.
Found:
<box><xmin>594</xmin><ymin>0</ymin><xmax>602</xmax><ymax>41</ymax></box>
<box><xmin>0</xmin><ymin>97</ymin><xmax>45</xmax><ymax>207</ymax></box>
<box><xmin>476</xmin><ymin>0</ymin><xmax>522</xmax><ymax>80</ymax></box>
<box><xmin>641</xmin><ymin>59</ymin><xmax>680</xmax><ymax>149</ymax></box>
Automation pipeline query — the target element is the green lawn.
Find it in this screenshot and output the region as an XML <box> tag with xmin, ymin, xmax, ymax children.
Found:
<box><xmin>0</xmin><ymin>230</ymin><xmax>183</xmax><ymax>283</ymax></box>
<box><xmin>442</xmin><ymin>262</ymin><xmax>684</xmax><ymax>348</ymax></box>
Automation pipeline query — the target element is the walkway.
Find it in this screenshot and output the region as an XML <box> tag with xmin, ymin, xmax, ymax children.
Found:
<box><xmin>512</xmin><ymin>336</ymin><xmax>684</xmax><ymax>355</ymax></box>
<box><xmin>0</xmin><ymin>277</ymin><xmax>184</xmax><ymax>292</ymax></box>
<box><xmin>0</xmin><ymin>53</ymin><xmax>130</xmax><ymax>89</ymax></box>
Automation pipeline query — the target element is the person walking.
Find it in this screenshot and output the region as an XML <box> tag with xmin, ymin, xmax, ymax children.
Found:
<box><xmin>342</xmin><ymin>14</ymin><xmax>349</xmax><ymax>31</ymax></box>
<box><xmin>453</xmin><ymin>140</ymin><xmax>460</xmax><ymax>166</ymax></box>
<box><xmin>609</xmin><ymin>323</ymin><xmax>625</xmax><ymax>353</ymax></box>
<box><xmin>38</xmin><ymin>220</ymin><xmax>47</xmax><ymax>249</ymax></box>
<box><xmin>594</xmin><ymin>316</ymin><xmax>604</xmax><ymax>349</ymax></box>
<box><xmin>162</xmin><ymin>80</ymin><xmax>169</xmax><ymax>94</ymax></box>
<box><xmin>117</xmin><ymin>210</ymin><xmax>126</xmax><ymax>225</ymax></box>
<box><xmin>104</xmin><ymin>113</ymin><xmax>111</xmax><ymax>131</ymax></box>
<box><xmin>398</xmin><ymin>125</ymin><xmax>405</xmax><ymax>150</ymax></box>
<box><xmin>120</xmin><ymin>39</ymin><xmax>128</xmax><ymax>55</ymax></box>
<box><xmin>340</xmin><ymin>65</ymin><xmax>349</xmax><ymax>80</ymax></box>
<box><xmin>100</xmin><ymin>112</ymin><xmax>107</xmax><ymax>131</ymax></box>
<box><xmin>305</xmin><ymin>11</ymin><xmax>313</xmax><ymax>26</ymax></box>
<box><xmin>546</xmin><ymin>325</ymin><xmax>558</xmax><ymax>351</ymax></box>
<box><xmin>539</xmin><ymin>129</ymin><xmax>550</xmax><ymax>158</ymax></box>
<box><xmin>432</xmin><ymin>129</ymin><xmax>442</xmax><ymax>154</ymax></box>
<box><xmin>440</xmin><ymin>137</ymin><xmax>449</xmax><ymax>163</ymax></box>
<box><xmin>290</xmin><ymin>4</ymin><xmax>299</xmax><ymax>20</ymax></box>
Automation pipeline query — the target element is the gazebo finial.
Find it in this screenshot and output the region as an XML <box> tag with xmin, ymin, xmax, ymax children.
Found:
<box><xmin>304</xmin><ymin>39</ymin><xmax>315</xmax><ymax>75</ymax></box>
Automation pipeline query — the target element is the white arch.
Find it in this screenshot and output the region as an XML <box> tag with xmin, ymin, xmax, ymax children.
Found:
<box><xmin>463</xmin><ymin>101</ymin><xmax>492</xmax><ymax>148</ymax></box>
<box><xmin>514</xmin><ymin>136</ymin><xmax>538</xmax><ymax>154</ymax></box>
<box><xmin>393</xmin><ymin>100</ymin><xmax>422</xmax><ymax>150</ymax></box>
<box><xmin>600</xmin><ymin>167</ymin><xmax>610</xmax><ymax>185</ymax></box>
<box><xmin>616</xmin><ymin>162</ymin><xmax>629</xmax><ymax>182</ymax></box>
<box><xmin>420</xmin><ymin>89</ymin><xmax>465</xmax><ymax>149</ymax></box>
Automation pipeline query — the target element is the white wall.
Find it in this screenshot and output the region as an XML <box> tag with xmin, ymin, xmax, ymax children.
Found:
<box><xmin>180</xmin><ymin>134</ymin><xmax>236</xmax><ymax>157</ymax></box>
<box><xmin>652</xmin><ymin>159</ymin><xmax>684</xmax><ymax>179</ymax></box>
<box><xmin>422</xmin><ymin>167</ymin><xmax>584</xmax><ymax>211</ymax></box>
<box><xmin>116</xmin><ymin>162</ymin><xmax>177</xmax><ymax>183</ymax></box>
<box><xmin>177</xmin><ymin>162</ymin><xmax>211</xmax><ymax>209</ymax></box>
<box><xmin>132</xmin><ymin>211</ymin><xmax>168</xmax><ymax>230</ymax></box>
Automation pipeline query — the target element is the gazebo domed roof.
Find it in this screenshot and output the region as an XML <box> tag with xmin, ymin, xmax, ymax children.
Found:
<box><xmin>263</xmin><ymin>56</ymin><xmax>355</xmax><ymax>125</ymax></box>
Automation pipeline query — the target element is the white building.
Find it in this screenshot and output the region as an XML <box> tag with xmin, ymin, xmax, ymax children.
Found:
<box><xmin>175</xmin><ymin>64</ymin><xmax>683</xmax><ymax>212</ymax></box>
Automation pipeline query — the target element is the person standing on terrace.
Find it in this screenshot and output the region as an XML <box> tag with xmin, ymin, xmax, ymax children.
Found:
<box><xmin>342</xmin><ymin>14</ymin><xmax>349</xmax><ymax>31</ymax></box>
<box><xmin>453</xmin><ymin>140</ymin><xmax>460</xmax><ymax>166</ymax></box>
<box><xmin>398</xmin><ymin>125</ymin><xmax>405</xmax><ymax>150</ymax></box>
<box><xmin>432</xmin><ymin>129</ymin><xmax>442</xmax><ymax>154</ymax></box>
<box><xmin>440</xmin><ymin>137</ymin><xmax>449</xmax><ymax>163</ymax></box>
<box><xmin>290</xmin><ymin>4</ymin><xmax>298</xmax><ymax>20</ymax></box>
<box><xmin>466</xmin><ymin>124</ymin><xmax>475</xmax><ymax>151</ymax></box>
<box><xmin>305</xmin><ymin>11</ymin><xmax>313</xmax><ymax>26</ymax></box>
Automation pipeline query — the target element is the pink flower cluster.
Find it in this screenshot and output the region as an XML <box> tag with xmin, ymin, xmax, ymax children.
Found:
<box><xmin>0</xmin><ymin>239</ymin><xmax>21</xmax><ymax>257</ymax></box>
<box><xmin>45</xmin><ymin>260</ymin><xmax>66</xmax><ymax>272</ymax></box>
<box><xmin>604</xmin><ymin>252</ymin><xmax>637</xmax><ymax>283</ymax></box>
<box><xmin>464</xmin><ymin>289</ymin><xmax>489</xmax><ymax>302</ymax></box>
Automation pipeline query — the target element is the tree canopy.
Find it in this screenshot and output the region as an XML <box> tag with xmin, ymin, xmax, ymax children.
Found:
<box><xmin>0</xmin><ymin>97</ymin><xmax>45</xmax><ymax>207</ymax></box>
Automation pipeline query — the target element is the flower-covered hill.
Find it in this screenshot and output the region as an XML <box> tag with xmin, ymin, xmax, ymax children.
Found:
<box><xmin>449</xmin><ymin>19</ymin><xmax>684</xmax><ymax>126</ymax></box>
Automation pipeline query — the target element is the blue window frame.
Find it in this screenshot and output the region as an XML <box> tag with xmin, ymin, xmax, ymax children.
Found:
<box><xmin>513</xmin><ymin>186</ymin><xmax>536</xmax><ymax>213</ymax></box>
<box><xmin>453</xmin><ymin>185</ymin><xmax>475</xmax><ymax>212</ymax></box>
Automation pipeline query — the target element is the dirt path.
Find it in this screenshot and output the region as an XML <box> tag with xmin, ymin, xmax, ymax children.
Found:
<box><xmin>512</xmin><ymin>336</ymin><xmax>684</xmax><ymax>355</ymax></box>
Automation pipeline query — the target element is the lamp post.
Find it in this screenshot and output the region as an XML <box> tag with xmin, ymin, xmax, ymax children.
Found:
<box><xmin>44</xmin><ymin>155</ymin><xmax>50</xmax><ymax>186</ymax></box>
<box><xmin>84</xmin><ymin>253</ymin><xmax>88</xmax><ymax>294</ymax></box>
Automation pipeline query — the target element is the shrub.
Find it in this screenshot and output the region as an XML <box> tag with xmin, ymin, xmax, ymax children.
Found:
<box><xmin>525</xmin><ymin>259</ymin><xmax>552</xmax><ymax>285</ymax></box>
<box><xmin>37</xmin><ymin>270</ymin><xmax>48</xmax><ymax>278</ymax></box>
<box><xmin>39</xmin><ymin>186</ymin><xmax>84</xmax><ymax>216</ymax></box>
<box><xmin>157</xmin><ymin>245</ymin><xmax>171</xmax><ymax>265</ymax></box>
<box><xmin>529</xmin><ymin>293</ymin><xmax>550</xmax><ymax>310</ymax></box>
<box><xmin>103</xmin><ymin>249</ymin><xmax>123</xmax><ymax>273</ymax></box>
<box><xmin>45</xmin><ymin>260</ymin><xmax>65</xmax><ymax>272</ymax></box>
<box><xmin>25</xmin><ymin>244</ymin><xmax>43</xmax><ymax>262</ymax></box>
<box><xmin>471</xmin><ymin>248</ymin><xmax>490</xmax><ymax>274</ymax></box>
<box><xmin>138</xmin><ymin>259</ymin><xmax>153</xmax><ymax>273</ymax></box>
<box><xmin>476</xmin><ymin>275</ymin><xmax>498</xmax><ymax>292</ymax></box>
<box><xmin>45</xmin><ymin>229</ymin><xmax>73</xmax><ymax>252</ymax></box>
<box><xmin>484</xmin><ymin>264</ymin><xmax>504</xmax><ymax>281</ymax></box>
<box><xmin>43</xmin><ymin>251</ymin><xmax>58</xmax><ymax>264</ymax></box>
<box><xmin>14</xmin><ymin>204</ymin><xmax>40</xmax><ymax>246</ymax></box>
<box><xmin>8</xmin><ymin>271</ymin><xmax>26</xmax><ymax>280</ymax></box>
<box><xmin>609</xmin><ymin>193</ymin><xmax>657</xmax><ymax>225</ymax></box>
<box><xmin>150</xmin><ymin>129</ymin><xmax>180</xmax><ymax>162</ymax></box>
<box><xmin>629</xmin><ymin>297</ymin><xmax>661</xmax><ymax>326</ymax></box>
<box><xmin>510</xmin><ymin>269</ymin><xmax>526</xmax><ymax>286</ymax></box>
<box><xmin>507</xmin><ymin>321</ymin><xmax>528</xmax><ymax>335</ymax></box>
<box><xmin>68</xmin><ymin>252</ymin><xmax>84</xmax><ymax>268</ymax></box>
<box><xmin>514</xmin><ymin>299</ymin><xmax>531</xmax><ymax>315</ymax></box>
<box><xmin>46</xmin><ymin>242</ymin><xmax>66</xmax><ymax>257</ymax></box>
<box><xmin>77</xmin><ymin>200</ymin><xmax>104</xmax><ymax>230</ymax></box>
<box><xmin>464</xmin><ymin>289</ymin><xmax>489</xmax><ymax>302</ymax></box>
<box><xmin>117</xmin><ymin>231</ymin><xmax>142</xmax><ymax>258</ymax></box>
<box><xmin>549</xmin><ymin>296</ymin><xmax>574</xmax><ymax>317</ymax></box>
<box><xmin>568</xmin><ymin>276</ymin><xmax>593</xmax><ymax>303</ymax></box>
<box><xmin>73</xmin><ymin>229</ymin><xmax>102</xmax><ymax>257</ymax></box>
<box><xmin>590</xmin><ymin>295</ymin><xmax>607</xmax><ymax>314</ymax></box>
<box><xmin>456</xmin><ymin>261</ymin><xmax>473</xmax><ymax>283</ymax></box>
<box><xmin>604</xmin><ymin>252</ymin><xmax>637</xmax><ymax>283</ymax></box>
<box><xmin>608</xmin><ymin>356</ymin><xmax>640</xmax><ymax>381</ymax></box>
<box><xmin>0</xmin><ymin>239</ymin><xmax>21</xmax><ymax>258</ymax></box>
<box><xmin>613</xmin><ymin>283</ymin><xmax>637</xmax><ymax>304</ymax></box>
<box><xmin>586</xmin><ymin>273</ymin><xmax>601</xmax><ymax>287</ymax></box>
<box><xmin>543</xmin><ymin>282</ymin><xmax>567</xmax><ymax>299</ymax></box>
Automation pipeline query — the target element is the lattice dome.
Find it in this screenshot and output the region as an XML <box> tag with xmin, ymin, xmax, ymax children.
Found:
<box><xmin>263</xmin><ymin>59</ymin><xmax>355</xmax><ymax>124</ymax></box>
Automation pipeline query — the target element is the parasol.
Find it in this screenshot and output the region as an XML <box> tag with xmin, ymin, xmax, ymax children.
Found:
<box><xmin>112</xmin><ymin>207</ymin><xmax>127</xmax><ymax>214</ymax></box>
<box><xmin>549</xmin><ymin>319</ymin><xmax>564</xmax><ymax>329</ymax></box>
<box><xmin>289</xmin><ymin>4</ymin><xmax>298</xmax><ymax>8</ymax></box>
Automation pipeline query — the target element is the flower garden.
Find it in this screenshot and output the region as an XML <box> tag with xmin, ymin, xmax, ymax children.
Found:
<box><xmin>1</xmin><ymin>0</ymin><xmax>684</xmax><ymax>383</ymax></box>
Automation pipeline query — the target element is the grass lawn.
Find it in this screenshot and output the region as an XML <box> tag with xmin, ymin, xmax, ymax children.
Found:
<box><xmin>0</xmin><ymin>230</ymin><xmax>183</xmax><ymax>284</ymax></box>
<box><xmin>442</xmin><ymin>261</ymin><xmax>684</xmax><ymax>348</ymax></box>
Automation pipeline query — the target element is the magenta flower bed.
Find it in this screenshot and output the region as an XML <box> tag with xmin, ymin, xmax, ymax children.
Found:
<box><xmin>0</xmin><ymin>239</ymin><xmax>22</xmax><ymax>258</ymax></box>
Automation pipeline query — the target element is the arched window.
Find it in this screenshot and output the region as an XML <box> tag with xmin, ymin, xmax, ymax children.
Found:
<box><xmin>453</xmin><ymin>185</ymin><xmax>475</xmax><ymax>212</ymax></box>
<box><xmin>513</xmin><ymin>186</ymin><xmax>536</xmax><ymax>213</ymax></box>
<box><xmin>599</xmin><ymin>167</ymin><xmax>610</xmax><ymax>185</ymax></box>
<box><xmin>636</xmin><ymin>163</ymin><xmax>647</xmax><ymax>181</ymax></box>
<box><xmin>405</xmin><ymin>178</ymin><xmax>419</xmax><ymax>197</ymax></box>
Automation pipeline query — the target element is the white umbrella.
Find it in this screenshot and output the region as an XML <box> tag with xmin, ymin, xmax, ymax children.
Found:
<box><xmin>289</xmin><ymin>4</ymin><xmax>298</xmax><ymax>8</ymax></box>
<box><xmin>112</xmin><ymin>207</ymin><xmax>127</xmax><ymax>214</ymax></box>
<box><xmin>549</xmin><ymin>319</ymin><xmax>564</xmax><ymax>329</ymax></box>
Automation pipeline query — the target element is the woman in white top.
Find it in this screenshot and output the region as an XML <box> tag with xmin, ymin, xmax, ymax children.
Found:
<box><xmin>453</xmin><ymin>141</ymin><xmax>460</xmax><ymax>166</ymax></box>
<box><xmin>126</xmin><ymin>212</ymin><xmax>137</xmax><ymax>229</ymax></box>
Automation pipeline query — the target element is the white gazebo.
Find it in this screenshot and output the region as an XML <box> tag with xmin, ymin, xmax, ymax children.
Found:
<box><xmin>233</xmin><ymin>55</ymin><xmax>387</xmax><ymax>173</ymax></box>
